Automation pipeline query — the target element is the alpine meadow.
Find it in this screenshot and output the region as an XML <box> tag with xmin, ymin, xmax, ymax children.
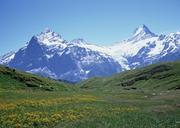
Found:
<box><xmin>0</xmin><ymin>0</ymin><xmax>180</xmax><ymax>128</ymax></box>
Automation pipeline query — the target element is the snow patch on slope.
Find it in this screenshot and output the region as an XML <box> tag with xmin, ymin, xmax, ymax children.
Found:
<box><xmin>0</xmin><ymin>51</ymin><xmax>15</xmax><ymax>64</ymax></box>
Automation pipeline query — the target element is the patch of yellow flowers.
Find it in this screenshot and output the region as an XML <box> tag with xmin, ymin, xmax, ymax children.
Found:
<box><xmin>0</xmin><ymin>110</ymin><xmax>85</xmax><ymax>128</ymax></box>
<box><xmin>0</xmin><ymin>95</ymin><xmax>98</xmax><ymax>110</ymax></box>
<box><xmin>0</xmin><ymin>94</ymin><xmax>138</xmax><ymax>128</ymax></box>
<box><xmin>0</xmin><ymin>103</ymin><xmax>17</xmax><ymax>110</ymax></box>
<box><xmin>0</xmin><ymin>95</ymin><xmax>99</xmax><ymax>127</ymax></box>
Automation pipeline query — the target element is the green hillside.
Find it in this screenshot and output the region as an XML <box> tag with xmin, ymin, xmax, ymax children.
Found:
<box><xmin>0</xmin><ymin>65</ymin><xmax>72</xmax><ymax>91</ymax></box>
<box><xmin>0</xmin><ymin>62</ymin><xmax>180</xmax><ymax>128</ymax></box>
<box><xmin>79</xmin><ymin>61</ymin><xmax>180</xmax><ymax>91</ymax></box>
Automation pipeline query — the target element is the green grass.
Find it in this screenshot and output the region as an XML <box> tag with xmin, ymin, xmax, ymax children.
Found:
<box><xmin>0</xmin><ymin>62</ymin><xmax>180</xmax><ymax>128</ymax></box>
<box><xmin>79</xmin><ymin>61</ymin><xmax>180</xmax><ymax>91</ymax></box>
<box><xmin>0</xmin><ymin>65</ymin><xmax>74</xmax><ymax>91</ymax></box>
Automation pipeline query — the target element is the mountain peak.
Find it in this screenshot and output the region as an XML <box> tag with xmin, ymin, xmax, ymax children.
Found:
<box><xmin>133</xmin><ymin>24</ymin><xmax>155</xmax><ymax>36</ymax></box>
<box><xmin>39</xmin><ymin>28</ymin><xmax>61</xmax><ymax>38</ymax></box>
<box><xmin>43</xmin><ymin>28</ymin><xmax>52</xmax><ymax>33</ymax></box>
<box><xmin>132</xmin><ymin>24</ymin><xmax>156</xmax><ymax>39</ymax></box>
<box><xmin>35</xmin><ymin>28</ymin><xmax>64</xmax><ymax>45</ymax></box>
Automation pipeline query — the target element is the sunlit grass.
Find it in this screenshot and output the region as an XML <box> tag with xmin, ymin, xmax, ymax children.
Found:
<box><xmin>0</xmin><ymin>92</ymin><xmax>140</xmax><ymax>128</ymax></box>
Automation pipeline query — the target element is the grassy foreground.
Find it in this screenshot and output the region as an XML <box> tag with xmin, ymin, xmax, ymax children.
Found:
<box><xmin>0</xmin><ymin>62</ymin><xmax>180</xmax><ymax>128</ymax></box>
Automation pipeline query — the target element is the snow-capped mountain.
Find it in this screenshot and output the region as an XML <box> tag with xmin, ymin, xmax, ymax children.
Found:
<box><xmin>105</xmin><ymin>25</ymin><xmax>180</xmax><ymax>69</ymax></box>
<box><xmin>130</xmin><ymin>24</ymin><xmax>157</xmax><ymax>42</ymax></box>
<box><xmin>0</xmin><ymin>29</ymin><xmax>121</xmax><ymax>82</ymax></box>
<box><xmin>0</xmin><ymin>25</ymin><xmax>179</xmax><ymax>82</ymax></box>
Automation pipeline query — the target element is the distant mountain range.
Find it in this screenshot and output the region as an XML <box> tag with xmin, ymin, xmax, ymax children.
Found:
<box><xmin>0</xmin><ymin>25</ymin><xmax>180</xmax><ymax>82</ymax></box>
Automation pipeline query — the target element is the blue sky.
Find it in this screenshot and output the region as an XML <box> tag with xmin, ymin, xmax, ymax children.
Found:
<box><xmin>0</xmin><ymin>0</ymin><xmax>179</xmax><ymax>55</ymax></box>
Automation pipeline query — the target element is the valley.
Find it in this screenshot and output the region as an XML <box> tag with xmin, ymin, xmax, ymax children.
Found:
<box><xmin>0</xmin><ymin>1</ymin><xmax>179</xmax><ymax>128</ymax></box>
<box><xmin>0</xmin><ymin>62</ymin><xmax>179</xmax><ymax>128</ymax></box>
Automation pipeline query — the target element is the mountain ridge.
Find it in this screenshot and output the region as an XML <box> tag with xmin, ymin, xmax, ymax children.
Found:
<box><xmin>0</xmin><ymin>25</ymin><xmax>180</xmax><ymax>82</ymax></box>
<box><xmin>1</xmin><ymin>29</ymin><xmax>121</xmax><ymax>82</ymax></box>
